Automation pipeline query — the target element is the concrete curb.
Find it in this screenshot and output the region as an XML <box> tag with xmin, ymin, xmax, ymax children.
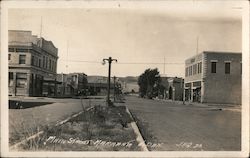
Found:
<box><xmin>125</xmin><ymin>107</ymin><xmax>149</xmax><ymax>151</ymax></box>
<box><xmin>9</xmin><ymin>106</ymin><xmax>94</xmax><ymax>151</ymax></box>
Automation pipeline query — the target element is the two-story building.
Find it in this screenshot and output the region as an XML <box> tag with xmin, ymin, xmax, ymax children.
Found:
<box><xmin>184</xmin><ymin>51</ymin><xmax>241</xmax><ymax>104</ymax></box>
<box><xmin>8</xmin><ymin>30</ymin><xmax>59</xmax><ymax>96</ymax></box>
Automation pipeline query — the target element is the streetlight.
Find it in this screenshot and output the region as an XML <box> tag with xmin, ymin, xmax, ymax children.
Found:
<box><xmin>102</xmin><ymin>57</ymin><xmax>117</xmax><ymax>106</ymax></box>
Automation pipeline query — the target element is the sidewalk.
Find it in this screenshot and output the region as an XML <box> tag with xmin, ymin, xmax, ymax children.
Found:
<box><xmin>153</xmin><ymin>98</ymin><xmax>241</xmax><ymax>112</ymax></box>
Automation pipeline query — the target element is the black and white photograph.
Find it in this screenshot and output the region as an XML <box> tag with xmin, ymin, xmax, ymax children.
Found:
<box><xmin>1</xmin><ymin>0</ymin><xmax>249</xmax><ymax>157</ymax></box>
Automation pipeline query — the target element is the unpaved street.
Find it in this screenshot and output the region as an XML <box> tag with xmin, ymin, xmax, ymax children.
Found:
<box><xmin>125</xmin><ymin>96</ymin><xmax>241</xmax><ymax>151</ymax></box>
<box><xmin>9</xmin><ymin>97</ymin><xmax>106</xmax><ymax>145</ymax></box>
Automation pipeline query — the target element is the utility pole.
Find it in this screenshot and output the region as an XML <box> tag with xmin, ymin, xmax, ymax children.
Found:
<box><xmin>103</xmin><ymin>57</ymin><xmax>117</xmax><ymax>106</ymax></box>
<box><xmin>40</xmin><ymin>16</ymin><xmax>43</xmax><ymax>38</ymax></box>
<box><xmin>163</xmin><ymin>57</ymin><xmax>165</xmax><ymax>74</ymax></box>
<box><xmin>113</xmin><ymin>76</ymin><xmax>116</xmax><ymax>102</ymax></box>
<box><xmin>196</xmin><ymin>36</ymin><xmax>199</xmax><ymax>55</ymax></box>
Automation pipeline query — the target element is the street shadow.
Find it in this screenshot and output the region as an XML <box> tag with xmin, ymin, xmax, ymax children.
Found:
<box><xmin>9</xmin><ymin>100</ymin><xmax>53</xmax><ymax>109</ymax></box>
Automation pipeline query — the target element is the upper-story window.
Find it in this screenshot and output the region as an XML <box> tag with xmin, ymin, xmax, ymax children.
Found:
<box><xmin>46</xmin><ymin>57</ymin><xmax>48</xmax><ymax>69</ymax></box>
<box><xmin>240</xmin><ymin>62</ymin><xmax>242</xmax><ymax>74</ymax></box>
<box><xmin>43</xmin><ymin>56</ymin><xmax>45</xmax><ymax>68</ymax></box>
<box><xmin>51</xmin><ymin>60</ymin><xmax>54</xmax><ymax>71</ymax></box>
<box><xmin>211</xmin><ymin>62</ymin><xmax>217</xmax><ymax>73</ymax></box>
<box><xmin>193</xmin><ymin>64</ymin><xmax>197</xmax><ymax>75</ymax></box>
<box><xmin>31</xmin><ymin>56</ymin><xmax>34</xmax><ymax>65</ymax></box>
<box><xmin>225</xmin><ymin>62</ymin><xmax>230</xmax><ymax>74</ymax></box>
<box><xmin>16</xmin><ymin>48</ymin><xmax>28</xmax><ymax>52</ymax></box>
<box><xmin>9</xmin><ymin>48</ymin><xmax>15</xmax><ymax>52</ymax></box>
<box><xmin>49</xmin><ymin>59</ymin><xmax>52</xmax><ymax>70</ymax></box>
<box><xmin>197</xmin><ymin>62</ymin><xmax>202</xmax><ymax>74</ymax></box>
<box><xmin>39</xmin><ymin>59</ymin><xmax>41</xmax><ymax>67</ymax></box>
<box><xmin>54</xmin><ymin>61</ymin><xmax>57</xmax><ymax>72</ymax></box>
<box><xmin>185</xmin><ymin>67</ymin><xmax>188</xmax><ymax>77</ymax></box>
<box><xmin>19</xmin><ymin>54</ymin><xmax>26</xmax><ymax>64</ymax></box>
<box><xmin>8</xmin><ymin>54</ymin><xmax>11</xmax><ymax>60</ymax></box>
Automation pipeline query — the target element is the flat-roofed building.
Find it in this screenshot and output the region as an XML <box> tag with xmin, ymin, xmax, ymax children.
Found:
<box><xmin>56</xmin><ymin>73</ymin><xmax>88</xmax><ymax>96</ymax></box>
<box><xmin>184</xmin><ymin>51</ymin><xmax>241</xmax><ymax>104</ymax></box>
<box><xmin>8</xmin><ymin>30</ymin><xmax>59</xmax><ymax>96</ymax></box>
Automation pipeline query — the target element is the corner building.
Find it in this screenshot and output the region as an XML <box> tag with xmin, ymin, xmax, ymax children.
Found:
<box><xmin>8</xmin><ymin>30</ymin><xmax>58</xmax><ymax>96</ymax></box>
<box><xmin>184</xmin><ymin>51</ymin><xmax>241</xmax><ymax>104</ymax></box>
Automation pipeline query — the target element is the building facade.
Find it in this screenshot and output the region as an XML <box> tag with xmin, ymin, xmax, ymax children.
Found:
<box><xmin>184</xmin><ymin>51</ymin><xmax>242</xmax><ymax>104</ymax></box>
<box><xmin>8</xmin><ymin>30</ymin><xmax>58</xmax><ymax>96</ymax></box>
<box><xmin>56</xmin><ymin>73</ymin><xmax>88</xmax><ymax>96</ymax></box>
<box><xmin>86</xmin><ymin>76</ymin><xmax>115</xmax><ymax>96</ymax></box>
<box><xmin>159</xmin><ymin>76</ymin><xmax>184</xmax><ymax>101</ymax></box>
<box><xmin>167</xmin><ymin>77</ymin><xmax>184</xmax><ymax>101</ymax></box>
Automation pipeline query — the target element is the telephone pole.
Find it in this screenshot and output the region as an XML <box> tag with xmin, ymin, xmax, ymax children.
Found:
<box><xmin>103</xmin><ymin>57</ymin><xmax>117</xmax><ymax>106</ymax></box>
<box><xmin>113</xmin><ymin>76</ymin><xmax>116</xmax><ymax>102</ymax></box>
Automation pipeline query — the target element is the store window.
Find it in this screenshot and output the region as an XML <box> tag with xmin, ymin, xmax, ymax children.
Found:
<box><xmin>16</xmin><ymin>73</ymin><xmax>27</xmax><ymax>88</ymax></box>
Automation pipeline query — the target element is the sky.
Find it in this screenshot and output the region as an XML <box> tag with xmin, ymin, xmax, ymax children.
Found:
<box><xmin>8</xmin><ymin>1</ymin><xmax>242</xmax><ymax>77</ymax></box>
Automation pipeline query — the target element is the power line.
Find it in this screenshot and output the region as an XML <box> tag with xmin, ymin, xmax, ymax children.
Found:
<box><xmin>63</xmin><ymin>59</ymin><xmax>184</xmax><ymax>65</ymax></box>
<box><xmin>115</xmin><ymin>62</ymin><xmax>184</xmax><ymax>65</ymax></box>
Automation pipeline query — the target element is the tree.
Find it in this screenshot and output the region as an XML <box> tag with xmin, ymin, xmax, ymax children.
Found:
<box><xmin>137</xmin><ymin>68</ymin><xmax>161</xmax><ymax>98</ymax></box>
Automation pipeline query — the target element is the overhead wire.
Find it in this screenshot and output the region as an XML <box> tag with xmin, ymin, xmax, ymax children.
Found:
<box><xmin>62</xmin><ymin>59</ymin><xmax>184</xmax><ymax>65</ymax></box>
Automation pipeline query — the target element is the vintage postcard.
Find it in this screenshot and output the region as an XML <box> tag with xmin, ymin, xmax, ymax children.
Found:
<box><xmin>1</xmin><ymin>0</ymin><xmax>249</xmax><ymax>157</ymax></box>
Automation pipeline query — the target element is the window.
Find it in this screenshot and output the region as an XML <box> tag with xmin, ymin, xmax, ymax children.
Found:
<box><xmin>54</xmin><ymin>62</ymin><xmax>57</xmax><ymax>72</ymax></box>
<box><xmin>51</xmin><ymin>60</ymin><xmax>54</xmax><ymax>71</ymax></box>
<box><xmin>225</xmin><ymin>62</ymin><xmax>230</xmax><ymax>74</ymax></box>
<box><xmin>211</xmin><ymin>62</ymin><xmax>216</xmax><ymax>73</ymax></box>
<box><xmin>49</xmin><ymin>59</ymin><xmax>52</xmax><ymax>70</ymax></box>
<box><xmin>199</xmin><ymin>62</ymin><xmax>202</xmax><ymax>73</ymax></box>
<box><xmin>8</xmin><ymin>54</ymin><xmax>11</xmax><ymax>60</ymax></box>
<box><xmin>190</xmin><ymin>66</ymin><xmax>193</xmax><ymax>76</ymax></box>
<box><xmin>16</xmin><ymin>48</ymin><xmax>28</xmax><ymax>52</ymax></box>
<box><xmin>240</xmin><ymin>63</ymin><xmax>242</xmax><ymax>74</ymax></box>
<box><xmin>193</xmin><ymin>64</ymin><xmax>197</xmax><ymax>75</ymax></box>
<box><xmin>185</xmin><ymin>67</ymin><xmax>188</xmax><ymax>77</ymax></box>
<box><xmin>198</xmin><ymin>62</ymin><xmax>202</xmax><ymax>74</ymax></box>
<box><xmin>9</xmin><ymin>48</ymin><xmax>15</xmax><ymax>52</ymax></box>
<box><xmin>31</xmin><ymin>56</ymin><xmax>34</xmax><ymax>65</ymax></box>
<box><xmin>43</xmin><ymin>56</ymin><xmax>45</xmax><ymax>68</ymax></box>
<box><xmin>189</xmin><ymin>66</ymin><xmax>191</xmax><ymax>76</ymax></box>
<box><xmin>9</xmin><ymin>72</ymin><xmax>13</xmax><ymax>86</ymax></box>
<box><xmin>39</xmin><ymin>59</ymin><xmax>41</xmax><ymax>67</ymax></box>
<box><xmin>46</xmin><ymin>57</ymin><xmax>48</xmax><ymax>69</ymax></box>
<box><xmin>16</xmin><ymin>73</ymin><xmax>27</xmax><ymax>88</ymax></box>
<box><xmin>19</xmin><ymin>55</ymin><xmax>26</xmax><ymax>64</ymax></box>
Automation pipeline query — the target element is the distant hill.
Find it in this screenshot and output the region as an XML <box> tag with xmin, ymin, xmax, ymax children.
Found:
<box><xmin>87</xmin><ymin>75</ymin><xmax>138</xmax><ymax>83</ymax></box>
<box><xmin>118</xmin><ymin>76</ymin><xmax>139</xmax><ymax>93</ymax></box>
<box><xmin>118</xmin><ymin>76</ymin><xmax>138</xmax><ymax>83</ymax></box>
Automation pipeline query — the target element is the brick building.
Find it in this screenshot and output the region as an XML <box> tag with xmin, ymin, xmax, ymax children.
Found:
<box><xmin>184</xmin><ymin>51</ymin><xmax>242</xmax><ymax>104</ymax></box>
<box><xmin>8</xmin><ymin>30</ymin><xmax>58</xmax><ymax>96</ymax></box>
